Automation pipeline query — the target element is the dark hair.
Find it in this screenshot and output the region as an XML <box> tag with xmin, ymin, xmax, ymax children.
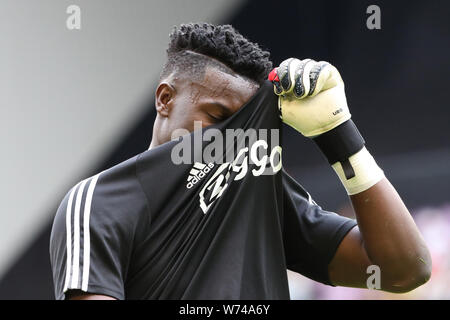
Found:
<box><xmin>160</xmin><ymin>23</ymin><xmax>272</xmax><ymax>85</ymax></box>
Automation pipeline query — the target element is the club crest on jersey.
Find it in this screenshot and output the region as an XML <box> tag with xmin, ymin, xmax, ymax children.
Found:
<box><xmin>186</xmin><ymin>162</ymin><xmax>215</xmax><ymax>189</ymax></box>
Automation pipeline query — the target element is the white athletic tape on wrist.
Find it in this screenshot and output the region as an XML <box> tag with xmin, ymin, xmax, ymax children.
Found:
<box><xmin>331</xmin><ymin>147</ymin><xmax>384</xmax><ymax>195</ymax></box>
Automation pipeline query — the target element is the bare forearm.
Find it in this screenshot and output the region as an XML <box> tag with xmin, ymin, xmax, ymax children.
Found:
<box><xmin>350</xmin><ymin>177</ymin><xmax>431</xmax><ymax>291</ymax></box>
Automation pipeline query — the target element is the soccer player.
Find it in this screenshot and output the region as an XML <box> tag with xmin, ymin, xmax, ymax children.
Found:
<box><xmin>50</xmin><ymin>23</ymin><xmax>431</xmax><ymax>300</ymax></box>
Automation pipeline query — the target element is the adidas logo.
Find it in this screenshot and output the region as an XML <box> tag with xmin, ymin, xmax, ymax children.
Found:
<box><xmin>186</xmin><ymin>162</ymin><xmax>215</xmax><ymax>189</ymax></box>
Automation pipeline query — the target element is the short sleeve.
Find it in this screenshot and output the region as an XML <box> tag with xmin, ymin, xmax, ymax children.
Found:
<box><xmin>49</xmin><ymin>157</ymin><xmax>149</xmax><ymax>300</ymax></box>
<box><xmin>282</xmin><ymin>170</ymin><xmax>357</xmax><ymax>285</ymax></box>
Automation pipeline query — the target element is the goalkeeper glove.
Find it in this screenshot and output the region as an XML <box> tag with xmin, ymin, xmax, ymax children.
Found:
<box><xmin>269</xmin><ymin>58</ymin><xmax>384</xmax><ymax>195</ymax></box>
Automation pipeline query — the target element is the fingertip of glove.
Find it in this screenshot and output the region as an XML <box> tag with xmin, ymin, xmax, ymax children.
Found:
<box><xmin>268</xmin><ymin>68</ymin><xmax>279</xmax><ymax>82</ymax></box>
<box><xmin>268</xmin><ymin>68</ymin><xmax>284</xmax><ymax>95</ymax></box>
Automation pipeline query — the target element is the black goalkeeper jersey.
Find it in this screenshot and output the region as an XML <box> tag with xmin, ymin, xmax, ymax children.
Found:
<box><xmin>50</xmin><ymin>81</ymin><xmax>357</xmax><ymax>300</ymax></box>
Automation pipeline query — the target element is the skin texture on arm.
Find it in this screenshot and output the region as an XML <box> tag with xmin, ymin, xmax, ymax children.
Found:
<box><xmin>328</xmin><ymin>178</ymin><xmax>432</xmax><ymax>293</ymax></box>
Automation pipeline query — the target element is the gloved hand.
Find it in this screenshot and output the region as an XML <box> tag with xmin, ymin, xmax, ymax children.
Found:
<box><xmin>268</xmin><ymin>58</ymin><xmax>350</xmax><ymax>138</ymax></box>
<box><xmin>269</xmin><ymin>57</ymin><xmax>385</xmax><ymax>195</ymax></box>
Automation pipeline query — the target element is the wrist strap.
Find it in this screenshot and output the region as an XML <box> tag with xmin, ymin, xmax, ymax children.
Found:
<box><xmin>313</xmin><ymin>119</ymin><xmax>365</xmax><ymax>176</ymax></box>
<box><xmin>312</xmin><ymin>119</ymin><xmax>384</xmax><ymax>194</ymax></box>
<box><xmin>331</xmin><ymin>147</ymin><xmax>385</xmax><ymax>195</ymax></box>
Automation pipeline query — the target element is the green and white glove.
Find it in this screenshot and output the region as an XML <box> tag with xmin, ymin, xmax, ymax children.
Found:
<box><xmin>268</xmin><ymin>58</ymin><xmax>384</xmax><ymax>195</ymax></box>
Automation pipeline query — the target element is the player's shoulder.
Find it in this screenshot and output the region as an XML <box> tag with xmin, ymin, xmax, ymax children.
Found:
<box><xmin>54</xmin><ymin>154</ymin><xmax>148</xmax><ymax>226</ymax></box>
<box><xmin>95</xmin><ymin>154</ymin><xmax>141</xmax><ymax>193</ymax></box>
<box><xmin>80</xmin><ymin>154</ymin><xmax>140</xmax><ymax>199</ymax></box>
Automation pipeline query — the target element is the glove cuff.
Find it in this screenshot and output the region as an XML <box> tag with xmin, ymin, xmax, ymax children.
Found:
<box><xmin>312</xmin><ymin>119</ymin><xmax>365</xmax><ymax>169</ymax></box>
<box><xmin>331</xmin><ymin>147</ymin><xmax>385</xmax><ymax>195</ymax></box>
<box><xmin>313</xmin><ymin>119</ymin><xmax>384</xmax><ymax>194</ymax></box>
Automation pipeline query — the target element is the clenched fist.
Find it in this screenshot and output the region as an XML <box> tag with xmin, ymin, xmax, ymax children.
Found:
<box><xmin>268</xmin><ymin>58</ymin><xmax>350</xmax><ymax>138</ymax></box>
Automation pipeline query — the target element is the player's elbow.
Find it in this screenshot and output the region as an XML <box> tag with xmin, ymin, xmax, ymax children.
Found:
<box><xmin>384</xmin><ymin>260</ymin><xmax>432</xmax><ymax>293</ymax></box>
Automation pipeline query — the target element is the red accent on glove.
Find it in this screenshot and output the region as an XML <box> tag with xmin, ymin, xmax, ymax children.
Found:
<box><xmin>268</xmin><ymin>68</ymin><xmax>279</xmax><ymax>82</ymax></box>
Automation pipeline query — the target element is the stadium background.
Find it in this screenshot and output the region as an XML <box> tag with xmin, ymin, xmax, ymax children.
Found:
<box><xmin>0</xmin><ymin>0</ymin><xmax>448</xmax><ymax>299</ymax></box>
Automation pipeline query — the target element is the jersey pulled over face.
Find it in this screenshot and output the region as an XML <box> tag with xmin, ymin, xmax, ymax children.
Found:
<box><xmin>153</xmin><ymin>66</ymin><xmax>259</xmax><ymax>146</ymax></box>
<box><xmin>49</xmin><ymin>82</ymin><xmax>356</xmax><ymax>299</ymax></box>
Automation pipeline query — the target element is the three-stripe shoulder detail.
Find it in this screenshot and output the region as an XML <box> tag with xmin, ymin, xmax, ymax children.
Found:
<box><xmin>63</xmin><ymin>173</ymin><xmax>101</xmax><ymax>293</ymax></box>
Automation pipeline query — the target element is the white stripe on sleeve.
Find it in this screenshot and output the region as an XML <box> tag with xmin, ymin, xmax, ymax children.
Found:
<box><xmin>70</xmin><ymin>178</ymin><xmax>89</xmax><ymax>289</ymax></box>
<box><xmin>63</xmin><ymin>183</ymin><xmax>79</xmax><ymax>292</ymax></box>
<box><xmin>81</xmin><ymin>173</ymin><xmax>100</xmax><ymax>291</ymax></box>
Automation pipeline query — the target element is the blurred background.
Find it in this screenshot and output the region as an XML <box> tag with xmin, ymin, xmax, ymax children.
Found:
<box><xmin>0</xmin><ymin>0</ymin><xmax>449</xmax><ymax>299</ymax></box>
